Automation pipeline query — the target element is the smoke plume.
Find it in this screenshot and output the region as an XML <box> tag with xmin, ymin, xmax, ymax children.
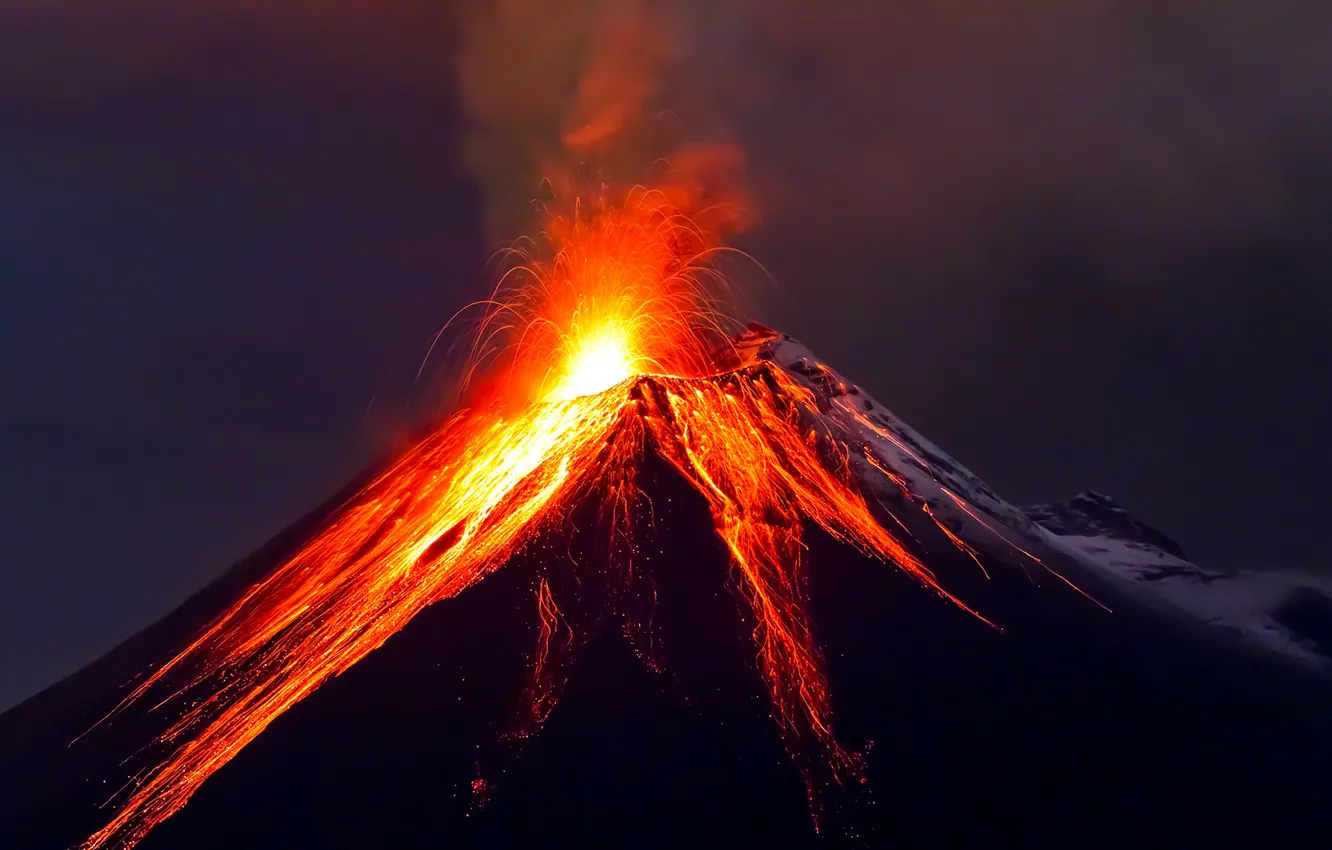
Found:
<box><xmin>454</xmin><ymin>0</ymin><xmax>753</xmax><ymax>238</ymax></box>
<box><xmin>448</xmin><ymin>0</ymin><xmax>1332</xmax><ymax>305</ymax></box>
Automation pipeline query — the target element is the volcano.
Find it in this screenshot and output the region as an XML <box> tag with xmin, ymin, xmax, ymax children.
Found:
<box><xmin>2</xmin><ymin>324</ymin><xmax>1331</xmax><ymax>849</ymax></box>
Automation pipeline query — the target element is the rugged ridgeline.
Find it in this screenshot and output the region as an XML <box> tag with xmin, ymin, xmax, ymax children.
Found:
<box><xmin>752</xmin><ymin>326</ymin><xmax>1332</xmax><ymax>671</ymax></box>
<box><xmin>1027</xmin><ymin>490</ymin><xmax>1332</xmax><ymax>666</ymax></box>
<box><xmin>4</xmin><ymin>326</ymin><xmax>1331</xmax><ymax>849</ymax></box>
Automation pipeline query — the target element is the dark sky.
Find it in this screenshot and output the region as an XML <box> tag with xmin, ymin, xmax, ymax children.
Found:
<box><xmin>3</xmin><ymin>1</ymin><xmax>1331</xmax><ymax>711</ymax></box>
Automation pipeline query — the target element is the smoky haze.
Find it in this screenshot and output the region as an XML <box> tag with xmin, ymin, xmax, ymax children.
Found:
<box><xmin>452</xmin><ymin>1</ymin><xmax>1332</xmax><ymax>275</ymax></box>
<box><xmin>2</xmin><ymin>1</ymin><xmax>1330</xmax><ymax>711</ymax></box>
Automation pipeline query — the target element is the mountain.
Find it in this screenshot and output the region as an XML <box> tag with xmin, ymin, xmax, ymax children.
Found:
<box><xmin>3</xmin><ymin>325</ymin><xmax>1331</xmax><ymax>849</ymax></box>
<box><xmin>1027</xmin><ymin>490</ymin><xmax>1332</xmax><ymax>668</ymax></box>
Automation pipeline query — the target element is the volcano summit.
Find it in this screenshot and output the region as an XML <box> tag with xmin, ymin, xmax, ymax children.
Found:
<box><xmin>2</xmin><ymin>322</ymin><xmax>1331</xmax><ymax>850</ymax></box>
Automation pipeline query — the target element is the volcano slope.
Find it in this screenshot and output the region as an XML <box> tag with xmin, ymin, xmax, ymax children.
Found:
<box><xmin>3</xmin><ymin>327</ymin><xmax>1331</xmax><ymax>849</ymax></box>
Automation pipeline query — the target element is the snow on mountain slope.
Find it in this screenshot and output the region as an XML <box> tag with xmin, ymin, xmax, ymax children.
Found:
<box><xmin>1028</xmin><ymin>492</ymin><xmax>1332</xmax><ymax>669</ymax></box>
<box><xmin>740</xmin><ymin>324</ymin><xmax>1332</xmax><ymax>670</ymax></box>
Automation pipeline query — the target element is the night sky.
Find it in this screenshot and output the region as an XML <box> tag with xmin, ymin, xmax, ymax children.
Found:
<box><xmin>3</xmin><ymin>1</ymin><xmax>1331</xmax><ymax>711</ymax></box>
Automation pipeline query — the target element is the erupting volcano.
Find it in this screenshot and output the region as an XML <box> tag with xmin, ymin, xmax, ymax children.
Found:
<box><xmin>5</xmin><ymin>167</ymin><xmax>1332</xmax><ymax>850</ymax></box>
<box><xmin>74</xmin><ymin>169</ymin><xmax>1073</xmax><ymax>850</ymax></box>
<box><xmin>7</xmin><ymin>7</ymin><xmax>1332</xmax><ymax>848</ymax></box>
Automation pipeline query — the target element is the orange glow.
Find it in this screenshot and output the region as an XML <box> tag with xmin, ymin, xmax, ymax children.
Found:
<box><xmin>547</xmin><ymin>328</ymin><xmax>634</xmax><ymax>400</ymax></box>
<box><xmin>80</xmin><ymin>183</ymin><xmax>1045</xmax><ymax>850</ymax></box>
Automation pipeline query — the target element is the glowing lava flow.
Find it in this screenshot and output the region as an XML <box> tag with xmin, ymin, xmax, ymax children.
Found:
<box><xmin>81</xmin><ymin>189</ymin><xmax>1002</xmax><ymax>850</ymax></box>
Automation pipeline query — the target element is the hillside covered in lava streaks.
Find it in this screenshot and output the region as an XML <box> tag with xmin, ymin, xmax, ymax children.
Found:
<box><xmin>4</xmin><ymin>324</ymin><xmax>1332</xmax><ymax>850</ymax></box>
<box><xmin>44</xmin><ymin>325</ymin><xmax>1034</xmax><ymax>850</ymax></box>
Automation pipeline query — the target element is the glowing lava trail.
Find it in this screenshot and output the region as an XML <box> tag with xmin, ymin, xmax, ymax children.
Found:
<box><xmin>81</xmin><ymin>185</ymin><xmax>1015</xmax><ymax>850</ymax></box>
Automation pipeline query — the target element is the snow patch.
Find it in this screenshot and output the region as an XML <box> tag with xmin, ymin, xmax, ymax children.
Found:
<box><xmin>1040</xmin><ymin>529</ymin><xmax>1332</xmax><ymax>669</ymax></box>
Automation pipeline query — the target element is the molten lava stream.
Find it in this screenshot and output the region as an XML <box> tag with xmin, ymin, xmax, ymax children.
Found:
<box><xmin>82</xmin><ymin>387</ymin><xmax>637</xmax><ymax>850</ymax></box>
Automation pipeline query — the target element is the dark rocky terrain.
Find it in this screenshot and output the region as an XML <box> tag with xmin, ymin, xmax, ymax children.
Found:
<box><xmin>5</xmin><ymin>332</ymin><xmax>1331</xmax><ymax>849</ymax></box>
<box><xmin>3</xmin><ymin>449</ymin><xmax>1332</xmax><ymax>850</ymax></box>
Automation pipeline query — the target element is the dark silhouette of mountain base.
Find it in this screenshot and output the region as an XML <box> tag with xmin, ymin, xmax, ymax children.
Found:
<box><xmin>4</xmin><ymin>453</ymin><xmax>1331</xmax><ymax>849</ymax></box>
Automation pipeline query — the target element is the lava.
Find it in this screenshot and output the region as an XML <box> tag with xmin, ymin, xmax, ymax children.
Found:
<box><xmin>527</xmin><ymin>577</ymin><xmax>573</xmax><ymax>728</ymax></box>
<box><xmin>80</xmin><ymin>184</ymin><xmax>1033</xmax><ymax>850</ymax></box>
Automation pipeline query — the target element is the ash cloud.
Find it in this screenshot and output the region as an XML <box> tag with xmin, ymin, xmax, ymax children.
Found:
<box><xmin>454</xmin><ymin>0</ymin><xmax>746</xmax><ymax>236</ymax></box>
<box><xmin>448</xmin><ymin>0</ymin><xmax>1332</xmax><ymax>312</ymax></box>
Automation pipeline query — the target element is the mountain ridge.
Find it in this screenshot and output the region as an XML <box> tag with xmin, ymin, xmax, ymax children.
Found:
<box><xmin>740</xmin><ymin>323</ymin><xmax>1332</xmax><ymax>670</ymax></box>
<box><xmin>3</xmin><ymin>324</ymin><xmax>1330</xmax><ymax>849</ymax></box>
